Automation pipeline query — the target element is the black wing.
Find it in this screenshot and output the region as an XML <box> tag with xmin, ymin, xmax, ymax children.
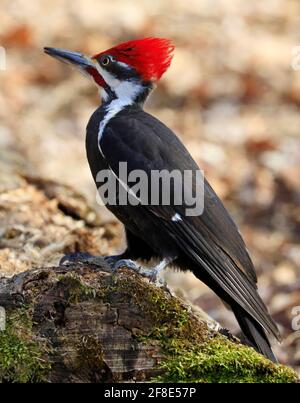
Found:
<box><xmin>100</xmin><ymin>107</ymin><xmax>279</xmax><ymax>339</ymax></box>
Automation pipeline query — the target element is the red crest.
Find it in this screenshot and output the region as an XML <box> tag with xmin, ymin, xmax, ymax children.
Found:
<box><xmin>94</xmin><ymin>37</ymin><xmax>174</xmax><ymax>81</ymax></box>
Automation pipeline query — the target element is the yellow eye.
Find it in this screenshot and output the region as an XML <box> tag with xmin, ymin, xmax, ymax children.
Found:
<box><xmin>101</xmin><ymin>56</ymin><xmax>111</xmax><ymax>66</ymax></box>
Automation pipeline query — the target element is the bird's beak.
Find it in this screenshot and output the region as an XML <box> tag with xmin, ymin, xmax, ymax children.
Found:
<box><xmin>44</xmin><ymin>47</ymin><xmax>106</xmax><ymax>87</ymax></box>
<box><xmin>44</xmin><ymin>47</ymin><xmax>94</xmax><ymax>69</ymax></box>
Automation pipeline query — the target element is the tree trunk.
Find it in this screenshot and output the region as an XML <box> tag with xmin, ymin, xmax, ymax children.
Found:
<box><xmin>0</xmin><ymin>263</ymin><xmax>297</xmax><ymax>383</ymax></box>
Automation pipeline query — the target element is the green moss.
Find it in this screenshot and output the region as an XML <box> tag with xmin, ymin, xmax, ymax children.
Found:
<box><xmin>109</xmin><ymin>270</ymin><xmax>298</xmax><ymax>383</ymax></box>
<box><xmin>57</xmin><ymin>274</ymin><xmax>98</xmax><ymax>303</ymax></box>
<box><xmin>112</xmin><ymin>270</ymin><xmax>206</xmax><ymax>341</ymax></box>
<box><xmin>154</xmin><ymin>335</ymin><xmax>298</xmax><ymax>383</ymax></box>
<box><xmin>76</xmin><ymin>336</ymin><xmax>104</xmax><ymax>369</ymax></box>
<box><xmin>0</xmin><ymin>308</ymin><xmax>51</xmax><ymax>383</ymax></box>
<box><xmin>75</xmin><ymin>336</ymin><xmax>112</xmax><ymax>382</ymax></box>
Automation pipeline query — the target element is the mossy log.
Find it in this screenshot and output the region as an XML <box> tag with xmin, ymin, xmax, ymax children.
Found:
<box><xmin>0</xmin><ymin>262</ymin><xmax>297</xmax><ymax>383</ymax></box>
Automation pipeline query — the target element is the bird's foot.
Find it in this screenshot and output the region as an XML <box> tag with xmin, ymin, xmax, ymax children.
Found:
<box><xmin>138</xmin><ymin>267</ymin><xmax>162</xmax><ymax>283</ymax></box>
<box><xmin>103</xmin><ymin>255</ymin><xmax>125</xmax><ymax>267</ymax></box>
<box><xmin>112</xmin><ymin>259</ymin><xmax>165</xmax><ymax>286</ymax></box>
<box><xmin>59</xmin><ymin>252</ymin><xmax>107</xmax><ymax>268</ymax></box>
<box><xmin>59</xmin><ymin>254</ymin><xmax>169</xmax><ymax>287</ymax></box>
<box><xmin>112</xmin><ymin>259</ymin><xmax>141</xmax><ymax>273</ymax></box>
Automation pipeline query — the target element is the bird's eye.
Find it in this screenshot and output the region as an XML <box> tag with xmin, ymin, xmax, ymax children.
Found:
<box><xmin>100</xmin><ymin>55</ymin><xmax>114</xmax><ymax>67</ymax></box>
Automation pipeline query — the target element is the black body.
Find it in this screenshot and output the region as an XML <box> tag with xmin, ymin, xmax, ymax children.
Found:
<box><xmin>86</xmin><ymin>103</ymin><xmax>280</xmax><ymax>362</ymax></box>
<box><xmin>44</xmin><ymin>41</ymin><xmax>280</xmax><ymax>362</ymax></box>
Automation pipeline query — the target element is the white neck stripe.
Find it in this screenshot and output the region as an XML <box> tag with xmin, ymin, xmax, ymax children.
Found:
<box><xmin>96</xmin><ymin>72</ymin><xmax>144</xmax><ymax>157</ymax></box>
<box><xmin>94</xmin><ymin>62</ymin><xmax>147</xmax><ymax>204</ymax></box>
<box><xmin>97</xmin><ymin>97</ymin><xmax>132</xmax><ymax>157</ymax></box>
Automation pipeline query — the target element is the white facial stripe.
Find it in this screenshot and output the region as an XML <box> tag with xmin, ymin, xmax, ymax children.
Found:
<box><xmin>95</xmin><ymin>64</ymin><xmax>119</xmax><ymax>88</ymax></box>
<box><xmin>95</xmin><ymin>62</ymin><xmax>142</xmax><ymax>102</ymax></box>
<box><xmin>114</xmin><ymin>81</ymin><xmax>143</xmax><ymax>102</ymax></box>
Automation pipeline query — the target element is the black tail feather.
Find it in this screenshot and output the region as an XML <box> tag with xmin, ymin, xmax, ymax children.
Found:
<box><xmin>233</xmin><ymin>306</ymin><xmax>277</xmax><ymax>363</ymax></box>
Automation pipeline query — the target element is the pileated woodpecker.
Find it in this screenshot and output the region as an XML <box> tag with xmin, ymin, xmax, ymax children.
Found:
<box><xmin>44</xmin><ymin>38</ymin><xmax>280</xmax><ymax>362</ymax></box>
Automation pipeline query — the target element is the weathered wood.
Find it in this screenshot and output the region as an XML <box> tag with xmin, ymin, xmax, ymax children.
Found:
<box><xmin>0</xmin><ymin>263</ymin><xmax>297</xmax><ymax>383</ymax></box>
<box><xmin>0</xmin><ymin>263</ymin><xmax>176</xmax><ymax>382</ymax></box>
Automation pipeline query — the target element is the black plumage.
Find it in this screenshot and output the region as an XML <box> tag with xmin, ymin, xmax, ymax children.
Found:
<box><xmin>86</xmin><ymin>104</ymin><xmax>280</xmax><ymax>361</ymax></box>
<box><xmin>45</xmin><ymin>39</ymin><xmax>280</xmax><ymax>362</ymax></box>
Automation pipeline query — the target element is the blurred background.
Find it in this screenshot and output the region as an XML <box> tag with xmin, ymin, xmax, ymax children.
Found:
<box><xmin>0</xmin><ymin>0</ymin><xmax>299</xmax><ymax>374</ymax></box>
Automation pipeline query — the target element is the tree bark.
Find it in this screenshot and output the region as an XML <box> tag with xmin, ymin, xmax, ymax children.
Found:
<box><xmin>0</xmin><ymin>262</ymin><xmax>297</xmax><ymax>383</ymax></box>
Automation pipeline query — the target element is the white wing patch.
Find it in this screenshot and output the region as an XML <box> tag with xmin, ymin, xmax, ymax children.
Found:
<box><xmin>171</xmin><ymin>213</ymin><xmax>182</xmax><ymax>222</ymax></box>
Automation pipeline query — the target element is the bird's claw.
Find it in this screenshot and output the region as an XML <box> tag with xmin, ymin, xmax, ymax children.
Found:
<box><xmin>142</xmin><ymin>268</ymin><xmax>166</xmax><ymax>286</ymax></box>
<box><xmin>59</xmin><ymin>252</ymin><xmax>106</xmax><ymax>267</ymax></box>
<box><xmin>143</xmin><ymin>268</ymin><xmax>159</xmax><ymax>283</ymax></box>
<box><xmin>112</xmin><ymin>259</ymin><xmax>164</xmax><ymax>286</ymax></box>
<box><xmin>112</xmin><ymin>259</ymin><xmax>141</xmax><ymax>273</ymax></box>
<box><xmin>104</xmin><ymin>255</ymin><xmax>123</xmax><ymax>267</ymax></box>
<box><xmin>59</xmin><ymin>252</ymin><xmax>93</xmax><ymax>266</ymax></box>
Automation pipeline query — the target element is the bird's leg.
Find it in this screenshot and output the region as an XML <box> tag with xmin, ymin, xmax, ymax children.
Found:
<box><xmin>140</xmin><ymin>258</ymin><xmax>173</xmax><ymax>282</ymax></box>
<box><xmin>112</xmin><ymin>257</ymin><xmax>175</xmax><ymax>284</ymax></box>
<box><xmin>104</xmin><ymin>254</ymin><xmax>127</xmax><ymax>266</ymax></box>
